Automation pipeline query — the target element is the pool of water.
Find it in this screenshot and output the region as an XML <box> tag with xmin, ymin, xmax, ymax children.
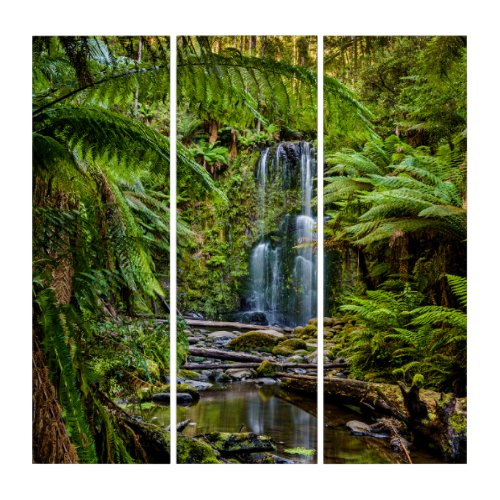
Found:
<box><xmin>178</xmin><ymin>383</ymin><xmax>317</xmax><ymax>463</ymax></box>
<box><xmin>126</xmin><ymin>382</ymin><xmax>443</xmax><ymax>464</ymax></box>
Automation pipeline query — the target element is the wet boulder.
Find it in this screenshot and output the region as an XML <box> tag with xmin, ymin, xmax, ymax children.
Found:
<box><xmin>207</xmin><ymin>331</ymin><xmax>238</xmax><ymax>347</ymax></box>
<box><xmin>151</xmin><ymin>392</ymin><xmax>195</xmax><ymax>406</ymax></box>
<box><xmin>207</xmin><ymin>331</ymin><xmax>237</xmax><ymax>340</ymax></box>
<box><xmin>183</xmin><ymin>380</ymin><xmax>213</xmax><ymax>391</ymax></box>
<box><xmin>151</xmin><ymin>392</ymin><xmax>170</xmax><ymax>404</ymax></box>
<box><xmin>240</xmin><ymin>311</ymin><xmax>268</xmax><ymax>325</ymax></box>
<box><xmin>253</xmin><ymin>378</ymin><xmax>279</xmax><ymax>385</ymax></box>
<box><xmin>225</xmin><ymin>368</ymin><xmax>256</xmax><ymax>380</ymax></box>
<box><xmin>177</xmin><ymin>393</ymin><xmax>195</xmax><ymax>406</ymax></box>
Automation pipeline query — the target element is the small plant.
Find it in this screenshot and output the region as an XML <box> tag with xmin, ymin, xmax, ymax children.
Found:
<box><xmin>284</xmin><ymin>447</ymin><xmax>316</xmax><ymax>457</ymax></box>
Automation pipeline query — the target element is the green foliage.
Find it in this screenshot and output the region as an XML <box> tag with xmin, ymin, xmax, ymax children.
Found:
<box><xmin>324</xmin><ymin>134</ymin><xmax>466</xmax><ymax>308</ymax></box>
<box><xmin>33</xmin><ymin>286</ymin><xmax>98</xmax><ymax>463</ymax></box>
<box><xmin>88</xmin><ymin>318</ymin><xmax>171</xmax><ymax>395</ymax></box>
<box><xmin>324</xmin><ymin>36</ymin><xmax>466</xmax><ymax>148</ymax></box>
<box><xmin>177</xmin><ymin>149</ymin><xmax>259</xmax><ymax>317</ymax></box>
<box><xmin>334</xmin><ymin>278</ymin><xmax>466</xmax><ymax>394</ymax></box>
<box><xmin>178</xmin><ymin>38</ymin><xmax>317</xmax><ymax>134</ymax></box>
<box><xmin>32</xmin><ymin>36</ymin><xmax>180</xmax><ymax>464</ymax></box>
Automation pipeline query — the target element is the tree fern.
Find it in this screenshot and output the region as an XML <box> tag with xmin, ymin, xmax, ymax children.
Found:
<box><xmin>34</xmin><ymin>287</ymin><xmax>98</xmax><ymax>463</ymax></box>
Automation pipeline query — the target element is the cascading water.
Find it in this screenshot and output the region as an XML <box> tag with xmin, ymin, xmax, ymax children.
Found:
<box><xmin>245</xmin><ymin>141</ymin><xmax>317</xmax><ymax>327</ymax></box>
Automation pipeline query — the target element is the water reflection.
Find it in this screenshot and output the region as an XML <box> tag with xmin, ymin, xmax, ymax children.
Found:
<box><xmin>323</xmin><ymin>402</ymin><xmax>443</xmax><ymax>464</ymax></box>
<box><xmin>125</xmin><ymin>383</ymin><xmax>442</xmax><ymax>464</ymax></box>
<box><xmin>179</xmin><ymin>383</ymin><xmax>318</xmax><ymax>463</ymax></box>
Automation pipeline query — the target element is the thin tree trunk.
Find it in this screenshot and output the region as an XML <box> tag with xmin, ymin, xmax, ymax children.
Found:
<box><xmin>250</xmin><ymin>36</ymin><xmax>257</xmax><ymax>55</ymax></box>
<box><xmin>208</xmin><ymin>119</ymin><xmax>218</xmax><ymax>144</ymax></box>
<box><xmin>134</xmin><ymin>36</ymin><xmax>143</xmax><ymax>117</ymax></box>
<box><xmin>260</xmin><ymin>36</ymin><xmax>266</xmax><ymax>57</ymax></box>
<box><xmin>32</xmin><ymin>332</ymin><xmax>79</xmax><ymax>464</ymax></box>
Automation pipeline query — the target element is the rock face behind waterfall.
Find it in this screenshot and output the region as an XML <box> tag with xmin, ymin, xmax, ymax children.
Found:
<box><xmin>244</xmin><ymin>142</ymin><xmax>317</xmax><ymax>328</ymax></box>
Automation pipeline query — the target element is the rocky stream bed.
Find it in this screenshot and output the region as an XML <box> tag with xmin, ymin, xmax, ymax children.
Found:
<box><xmin>119</xmin><ymin>316</ymin><xmax>466</xmax><ymax>464</ymax></box>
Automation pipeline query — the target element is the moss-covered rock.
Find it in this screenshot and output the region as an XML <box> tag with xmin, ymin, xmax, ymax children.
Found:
<box><xmin>202</xmin><ymin>432</ymin><xmax>276</xmax><ymax>454</ymax></box>
<box><xmin>298</xmin><ymin>323</ymin><xmax>317</xmax><ymax>339</ymax></box>
<box><xmin>272</xmin><ymin>346</ymin><xmax>294</xmax><ymax>356</ymax></box>
<box><xmin>139</xmin><ymin>383</ymin><xmax>200</xmax><ymax>403</ymax></box>
<box><xmin>177</xmin><ymin>436</ymin><xmax>222</xmax><ymax>464</ymax></box>
<box><xmin>272</xmin><ymin>338</ymin><xmax>308</xmax><ymax>356</ymax></box>
<box><xmin>323</xmin><ymin>317</ymin><xmax>335</xmax><ymax>327</ymax></box>
<box><xmin>178</xmin><ymin>369</ymin><xmax>201</xmax><ymax>381</ymax></box>
<box><xmin>246</xmin><ymin>329</ymin><xmax>285</xmax><ymax>339</ymax></box>
<box><xmin>225</xmin><ymin>368</ymin><xmax>255</xmax><ymax>380</ymax></box>
<box><xmin>280</xmin><ymin>338</ymin><xmax>308</xmax><ymax>350</ymax></box>
<box><xmin>293</xmin><ymin>326</ymin><xmax>304</xmax><ymax>337</ymax></box>
<box><xmin>227</xmin><ymin>331</ymin><xmax>280</xmax><ymax>352</ymax></box>
<box><xmin>176</xmin><ymin>384</ymin><xmax>201</xmax><ymax>402</ymax></box>
<box><xmin>256</xmin><ymin>360</ymin><xmax>279</xmax><ymax>377</ymax></box>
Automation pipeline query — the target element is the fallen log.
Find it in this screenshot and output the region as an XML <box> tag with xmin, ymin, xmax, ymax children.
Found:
<box><xmin>280</xmin><ymin>373</ymin><xmax>466</xmax><ymax>462</ymax></box>
<box><xmin>185</xmin><ymin>319</ymin><xmax>284</xmax><ymax>331</ymax></box>
<box><xmin>99</xmin><ymin>393</ymin><xmax>170</xmax><ymax>463</ymax></box>
<box><xmin>182</xmin><ymin>362</ymin><xmax>348</xmax><ymax>370</ymax></box>
<box><xmin>188</xmin><ymin>347</ymin><xmax>272</xmax><ymax>363</ymax></box>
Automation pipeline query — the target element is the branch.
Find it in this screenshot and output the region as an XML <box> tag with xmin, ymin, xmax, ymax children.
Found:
<box><xmin>33</xmin><ymin>65</ymin><xmax>166</xmax><ymax>118</ymax></box>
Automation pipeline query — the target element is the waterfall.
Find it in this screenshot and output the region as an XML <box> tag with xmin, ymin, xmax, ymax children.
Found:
<box><xmin>245</xmin><ymin>142</ymin><xmax>317</xmax><ymax>327</ymax></box>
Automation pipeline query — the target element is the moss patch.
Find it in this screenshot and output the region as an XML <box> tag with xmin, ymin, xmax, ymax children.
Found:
<box><xmin>178</xmin><ymin>369</ymin><xmax>201</xmax><ymax>380</ymax></box>
<box><xmin>273</xmin><ymin>339</ymin><xmax>308</xmax><ymax>356</ymax></box>
<box><xmin>279</xmin><ymin>339</ymin><xmax>307</xmax><ymax>350</ymax></box>
<box><xmin>256</xmin><ymin>360</ymin><xmax>279</xmax><ymax>377</ymax></box>
<box><xmin>449</xmin><ymin>412</ymin><xmax>467</xmax><ymax>435</ymax></box>
<box><xmin>284</xmin><ymin>447</ymin><xmax>316</xmax><ymax>457</ymax></box>
<box><xmin>177</xmin><ymin>436</ymin><xmax>222</xmax><ymax>464</ymax></box>
<box><xmin>299</xmin><ymin>324</ymin><xmax>317</xmax><ymax>339</ymax></box>
<box><xmin>203</xmin><ymin>432</ymin><xmax>276</xmax><ymax>454</ymax></box>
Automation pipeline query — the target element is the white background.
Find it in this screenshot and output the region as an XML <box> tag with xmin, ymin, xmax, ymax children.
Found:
<box><xmin>1</xmin><ymin>1</ymin><xmax>498</xmax><ymax>498</ymax></box>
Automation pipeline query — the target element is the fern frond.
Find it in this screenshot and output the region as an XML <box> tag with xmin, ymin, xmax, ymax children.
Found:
<box><xmin>411</xmin><ymin>305</ymin><xmax>466</xmax><ymax>329</ymax></box>
<box><xmin>446</xmin><ymin>274</ymin><xmax>467</xmax><ymax>308</ymax></box>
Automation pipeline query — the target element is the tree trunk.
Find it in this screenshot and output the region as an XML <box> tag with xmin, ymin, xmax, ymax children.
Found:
<box><xmin>229</xmin><ymin>129</ymin><xmax>238</xmax><ymax>160</ymax></box>
<box><xmin>32</xmin><ymin>333</ymin><xmax>79</xmax><ymax>464</ymax></box>
<box><xmin>260</xmin><ymin>36</ymin><xmax>267</xmax><ymax>57</ymax></box>
<box><xmin>208</xmin><ymin>119</ymin><xmax>219</xmax><ymax>144</ymax></box>
<box><xmin>134</xmin><ymin>36</ymin><xmax>143</xmax><ymax>117</ymax></box>
<box><xmin>250</xmin><ymin>36</ymin><xmax>257</xmax><ymax>55</ymax></box>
